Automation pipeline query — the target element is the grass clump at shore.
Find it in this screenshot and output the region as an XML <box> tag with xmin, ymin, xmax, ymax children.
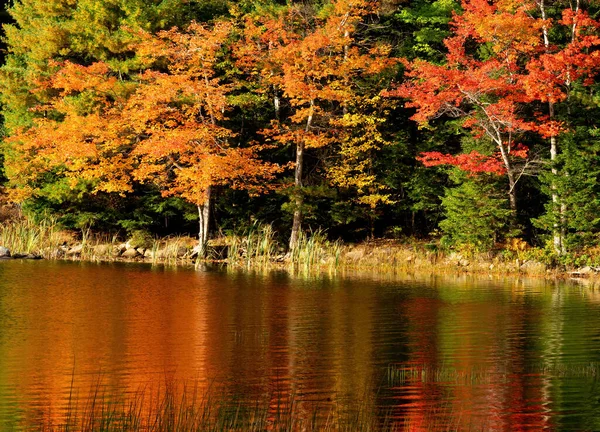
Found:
<box><xmin>0</xmin><ymin>216</ymin><xmax>67</xmax><ymax>257</ymax></box>
<box><xmin>227</xmin><ymin>223</ymin><xmax>278</xmax><ymax>268</ymax></box>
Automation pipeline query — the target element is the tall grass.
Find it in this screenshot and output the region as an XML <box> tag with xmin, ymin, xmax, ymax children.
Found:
<box><xmin>0</xmin><ymin>216</ymin><xmax>66</xmax><ymax>257</ymax></box>
<box><xmin>290</xmin><ymin>229</ymin><xmax>343</xmax><ymax>272</ymax></box>
<box><xmin>228</xmin><ymin>223</ymin><xmax>279</xmax><ymax>268</ymax></box>
<box><xmin>17</xmin><ymin>384</ymin><xmax>393</xmax><ymax>432</ymax></box>
<box><xmin>226</xmin><ymin>225</ymin><xmax>344</xmax><ymax>272</ymax></box>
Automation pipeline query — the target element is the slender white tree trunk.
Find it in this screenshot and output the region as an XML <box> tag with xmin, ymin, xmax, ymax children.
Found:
<box><xmin>197</xmin><ymin>186</ymin><xmax>211</xmax><ymax>257</ymax></box>
<box><xmin>539</xmin><ymin>0</ymin><xmax>566</xmax><ymax>254</ymax></box>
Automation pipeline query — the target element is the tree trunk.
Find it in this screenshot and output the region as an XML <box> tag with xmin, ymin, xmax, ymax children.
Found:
<box><xmin>507</xmin><ymin>169</ymin><xmax>517</xmax><ymax>213</ymax></box>
<box><xmin>497</xmin><ymin>139</ymin><xmax>518</xmax><ymax>213</ymax></box>
<box><xmin>274</xmin><ymin>88</ymin><xmax>280</xmax><ymax>120</ymax></box>
<box><xmin>288</xmin><ymin>100</ymin><xmax>314</xmax><ymax>251</ymax></box>
<box><xmin>550</xmin><ymin>133</ymin><xmax>565</xmax><ymax>254</ymax></box>
<box><xmin>289</xmin><ymin>140</ymin><xmax>305</xmax><ymax>251</ymax></box>
<box><xmin>197</xmin><ymin>186</ymin><xmax>211</xmax><ymax>257</ymax></box>
<box><xmin>539</xmin><ymin>0</ymin><xmax>566</xmax><ymax>254</ymax></box>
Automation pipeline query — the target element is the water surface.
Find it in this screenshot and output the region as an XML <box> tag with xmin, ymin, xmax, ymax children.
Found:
<box><xmin>0</xmin><ymin>260</ymin><xmax>599</xmax><ymax>430</ymax></box>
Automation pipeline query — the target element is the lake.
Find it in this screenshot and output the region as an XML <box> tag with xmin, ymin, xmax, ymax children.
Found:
<box><xmin>0</xmin><ymin>260</ymin><xmax>599</xmax><ymax>430</ymax></box>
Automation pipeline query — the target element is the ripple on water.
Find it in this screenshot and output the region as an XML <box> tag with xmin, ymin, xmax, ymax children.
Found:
<box><xmin>0</xmin><ymin>261</ymin><xmax>598</xmax><ymax>429</ymax></box>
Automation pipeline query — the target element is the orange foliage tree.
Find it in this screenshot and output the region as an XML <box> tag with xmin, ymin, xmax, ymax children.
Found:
<box><xmin>6</xmin><ymin>61</ymin><xmax>135</xmax><ymax>203</ymax></box>
<box><xmin>237</xmin><ymin>0</ymin><xmax>394</xmax><ymax>249</ymax></box>
<box><xmin>8</xmin><ymin>21</ymin><xmax>280</xmax><ymax>254</ymax></box>
<box><xmin>128</xmin><ymin>22</ymin><xmax>279</xmax><ymax>254</ymax></box>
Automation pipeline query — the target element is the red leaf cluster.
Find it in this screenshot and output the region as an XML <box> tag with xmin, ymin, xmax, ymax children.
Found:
<box><xmin>418</xmin><ymin>151</ymin><xmax>507</xmax><ymax>175</ymax></box>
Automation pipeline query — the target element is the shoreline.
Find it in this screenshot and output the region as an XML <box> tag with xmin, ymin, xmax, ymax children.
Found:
<box><xmin>1</xmin><ymin>233</ymin><xmax>597</xmax><ymax>284</ymax></box>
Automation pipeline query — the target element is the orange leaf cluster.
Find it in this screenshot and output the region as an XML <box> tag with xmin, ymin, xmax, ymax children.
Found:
<box><xmin>8</xmin><ymin>21</ymin><xmax>281</xmax><ymax>207</ymax></box>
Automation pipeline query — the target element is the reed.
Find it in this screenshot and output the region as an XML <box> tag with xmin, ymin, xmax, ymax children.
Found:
<box><xmin>77</xmin><ymin>234</ymin><xmax>121</xmax><ymax>262</ymax></box>
<box><xmin>290</xmin><ymin>229</ymin><xmax>343</xmax><ymax>272</ymax></box>
<box><xmin>0</xmin><ymin>216</ymin><xmax>67</xmax><ymax>257</ymax></box>
<box><xmin>19</xmin><ymin>383</ymin><xmax>393</xmax><ymax>432</ymax></box>
<box><xmin>227</xmin><ymin>223</ymin><xmax>280</xmax><ymax>268</ymax></box>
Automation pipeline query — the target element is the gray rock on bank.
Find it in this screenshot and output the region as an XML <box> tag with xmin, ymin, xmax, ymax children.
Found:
<box><xmin>121</xmin><ymin>248</ymin><xmax>140</xmax><ymax>258</ymax></box>
<box><xmin>0</xmin><ymin>246</ymin><xmax>10</xmax><ymax>258</ymax></box>
<box><xmin>66</xmin><ymin>244</ymin><xmax>84</xmax><ymax>256</ymax></box>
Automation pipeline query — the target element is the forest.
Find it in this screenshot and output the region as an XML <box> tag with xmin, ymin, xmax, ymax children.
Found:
<box><xmin>0</xmin><ymin>0</ymin><xmax>599</xmax><ymax>264</ymax></box>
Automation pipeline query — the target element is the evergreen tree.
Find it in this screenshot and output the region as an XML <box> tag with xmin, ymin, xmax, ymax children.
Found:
<box><xmin>439</xmin><ymin>169</ymin><xmax>515</xmax><ymax>251</ymax></box>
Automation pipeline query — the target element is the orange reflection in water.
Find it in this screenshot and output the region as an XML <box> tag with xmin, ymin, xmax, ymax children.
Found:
<box><xmin>0</xmin><ymin>263</ymin><xmax>573</xmax><ymax>430</ymax></box>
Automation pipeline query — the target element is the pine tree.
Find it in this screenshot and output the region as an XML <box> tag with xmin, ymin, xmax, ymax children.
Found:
<box><xmin>439</xmin><ymin>169</ymin><xmax>515</xmax><ymax>251</ymax></box>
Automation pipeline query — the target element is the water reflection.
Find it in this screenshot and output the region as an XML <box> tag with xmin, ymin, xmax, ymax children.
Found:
<box><xmin>0</xmin><ymin>261</ymin><xmax>598</xmax><ymax>429</ymax></box>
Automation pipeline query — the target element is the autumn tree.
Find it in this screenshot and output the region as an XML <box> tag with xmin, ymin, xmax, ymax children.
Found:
<box><xmin>327</xmin><ymin>95</ymin><xmax>398</xmax><ymax>237</ymax></box>
<box><xmin>128</xmin><ymin>22</ymin><xmax>279</xmax><ymax>254</ymax></box>
<box><xmin>0</xmin><ymin>0</ymin><xmax>201</xmax><ymax>131</ymax></box>
<box><xmin>238</xmin><ymin>0</ymin><xmax>394</xmax><ymax>250</ymax></box>
<box><xmin>525</xmin><ymin>0</ymin><xmax>600</xmax><ymax>253</ymax></box>
<box><xmin>5</xmin><ymin>62</ymin><xmax>136</xmax><ymax>215</ymax></box>
<box><xmin>387</xmin><ymin>0</ymin><xmax>600</xmax><ymax>248</ymax></box>
<box><xmin>386</xmin><ymin>0</ymin><xmax>547</xmax><ymax>214</ymax></box>
<box><xmin>0</xmin><ymin>0</ymin><xmax>210</xmax><ymax>231</ymax></box>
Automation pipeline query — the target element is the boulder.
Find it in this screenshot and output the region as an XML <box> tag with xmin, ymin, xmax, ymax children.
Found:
<box><xmin>0</xmin><ymin>246</ymin><xmax>11</xmax><ymax>258</ymax></box>
<box><xmin>520</xmin><ymin>260</ymin><xmax>546</xmax><ymax>273</ymax></box>
<box><xmin>121</xmin><ymin>248</ymin><xmax>140</xmax><ymax>259</ymax></box>
<box><xmin>579</xmin><ymin>266</ymin><xmax>594</xmax><ymax>274</ymax></box>
<box><xmin>570</xmin><ymin>266</ymin><xmax>598</xmax><ymax>277</ymax></box>
<box><xmin>92</xmin><ymin>244</ymin><xmax>117</xmax><ymax>256</ymax></box>
<box><xmin>66</xmin><ymin>244</ymin><xmax>84</xmax><ymax>256</ymax></box>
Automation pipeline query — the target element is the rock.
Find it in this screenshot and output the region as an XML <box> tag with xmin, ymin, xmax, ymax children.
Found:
<box><xmin>136</xmin><ymin>248</ymin><xmax>146</xmax><ymax>256</ymax></box>
<box><xmin>11</xmin><ymin>253</ymin><xmax>27</xmax><ymax>259</ymax></box>
<box><xmin>144</xmin><ymin>249</ymin><xmax>154</xmax><ymax>258</ymax></box>
<box><xmin>92</xmin><ymin>244</ymin><xmax>117</xmax><ymax>256</ymax></box>
<box><xmin>25</xmin><ymin>254</ymin><xmax>42</xmax><ymax>260</ymax></box>
<box><xmin>459</xmin><ymin>259</ymin><xmax>470</xmax><ymax>267</ymax></box>
<box><xmin>176</xmin><ymin>246</ymin><xmax>188</xmax><ymax>258</ymax></box>
<box><xmin>520</xmin><ymin>260</ymin><xmax>546</xmax><ymax>273</ymax></box>
<box><xmin>0</xmin><ymin>246</ymin><xmax>11</xmax><ymax>258</ymax></box>
<box><xmin>579</xmin><ymin>266</ymin><xmax>594</xmax><ymax>274</ymax></box>
<box><xmin>121</xmin><ymin>248</ymin><xmax>140</xmax><ymax>259</ymax></box>
<box><xmin>66</xmin><ymin>244</ymin><xmax>84</xmax><ymax>256</ymax></box>
<box><xmin>570</xmin><ymin>266</ymin><xmax>596</xmax><ymax>277</ymax></box>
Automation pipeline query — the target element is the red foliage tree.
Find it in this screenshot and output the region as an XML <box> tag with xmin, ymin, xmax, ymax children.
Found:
<box><xmin>386</xmin><ymin>0</ymin><xmax>600</xmax><ymax>214</ymax></box>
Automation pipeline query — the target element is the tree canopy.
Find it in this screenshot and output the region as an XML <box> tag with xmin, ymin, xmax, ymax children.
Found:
<box><xmin>1</xmin><ymin>0</ymin><xmax>600</xmax><ymax>258</ymax></box>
